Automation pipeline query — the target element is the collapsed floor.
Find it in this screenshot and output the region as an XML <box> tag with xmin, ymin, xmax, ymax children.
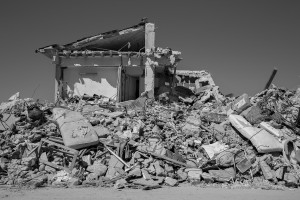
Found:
<box><xmin>0</xmin><ymin>84</ymin><xmax>300</xmax><ymax>190</ymax></box>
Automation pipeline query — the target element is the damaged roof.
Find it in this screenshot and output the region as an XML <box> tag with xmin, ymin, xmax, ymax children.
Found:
<box><xmin>173</xmin><ymin>70</ymin><xmax>212</xmax><ymax>78</ymax></box>
<box><xmin>36</xmin><ymin>19</ymin><xmax>147</xmax><ymax>57</ymax></box>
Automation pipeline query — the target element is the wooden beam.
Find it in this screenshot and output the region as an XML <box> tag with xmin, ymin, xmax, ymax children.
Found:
<box><xmin>54</xmin><ymin>64</ymin><xmax>62</xmax><ymax>102</ymax></box>
<box><xmin>264</xmin><ymin>68</ymin><xmax>278</xmax><ymax>90</ymax></box>
<box><xmin>117</xmin><ymin>65</ymin><xmax>122</xmax><ymax>102</ymax></box>
<box><xmin>137</xmin><ymin>149</ymin><xmax>193</xmax><ymax>168</ymax></box>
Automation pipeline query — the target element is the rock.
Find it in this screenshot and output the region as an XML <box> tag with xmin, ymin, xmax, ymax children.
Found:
<box><xmin>208</xmin><ymin>168</ymin><xmax>235</xmax><ymax>182</ymax></box>
<box><xmin>81</xmin><ymin>105</ymin><xmax>101</xmax><ymax>116</ymax></box>
<box><xmin>164</xmin><ymin>164</ymin><xmax>174</xmax><ymax>174</ymax></box>
<box><xmin>152</xmin><ymin>125</ymin><xmax>161</xmax><ymax>134</ymax></box>
<box><xmin>128</xmin><ymin>167</ymin><xmax>142</xmax><ymax>178</ymax></box>
<box><xmin>138</xmin><ymin>140</ymin><xmax>167</xmax><ymax>156</ymax></box>
<box><xmin>86</xmin><ymin>173</ymin><xmax>99</xmax><ymax>182</ymax></box>
<box><xmin>131</xmin><ymin>178</ymin><xmax>160</xmax><ymax>187</ymax></box>
<box><xmin>186</xmin><ymin>116</ymin><xmax>201</xmax><ymax>127</ymax></box>
<box><xmin>95</xmin><ymin>111</ymin><xmax>124</xmax><ymax>119</ymax></box>
<box><xmin>284</xmin><ymin>173</ymin><xmax>299</xmax><ymax>186</ymax></box>
<box><xmin>153</xmin><ymin>161</ymin><xmax>165</xmax><ymax>176</ymax></box>
<box><xmin>177</xmin><ymin>170</ymin><xmax>188</xmax><ymax>181</ymax></box>
<box><xmin>86</xmin><ymin>161</ymin><xmax>107</xmax><ymax>176</ymax></box>
<box><xmin>259</xmin><ymin>160</ymin><xmax>274</xmax><ymax>181</ymax></box>
<box><xmin>89</xmin><ymin>118</ymin><xmax>100</xmax><ymax>126</ymax></box>
<box><xmin>93</xmin><ymin>126</ymin><xmax>110</xmax><ymax>138</ymax></box>
<box><xmin>20</xmin><ymin>166</ymin><xmax>30</xmax><ymax>171</ymax></box>
<box><xmin>236</xmin><ymin>157</ymin><xmax>252</xmax><ymax>173</ymax></box>
<box><xmin>202</xmin><ymin>113</ymin><xmax>227</xmax><ymax>124</ymax></box>
<box><xmin>82</xmin><ymin>155</ymin><xmax>92</xmax><ymax>166</ymax></box>
<box><xmin>164</xmin><ymin>177</ymin><xmax>178</xmax><ymax>186</ymax></box>
<box><xmin>122</xmin><ymin>130</ymin><xmax>133</xmax><ymax>139</ymax></box>
<box><xmin>186</xmin><ymin>168</ymin><xmax>202</xmax><ymax>180</ymax></box>
<box><xmin>104</xmin><ymin>118</ymin><xmax>113</xmax><ymax>126</ymax></box>
<box><xmin>39</xmin><ymin>164</ymin><xmax>45</xmax><ymax>172</ymax></box>
<box><xmin>114</xmin><ymin>179</ymin><xmax>127</xmax><ymax>189</ymax></box>
<box><xmin>46</xmin><ymin>174</ymin><xmax>55</xmax><ymax>184</ymax></box>
<box><xmin>39</xmin><ymin>175</ymin><xmax>48</xmax><ymax>183</ymax></box>
<box><xmin>211</xmin><ymin>123</ymin><xmax>225</xmax><ymax>134</ymax></box>
<box><xmin>21</xmin><ymin>157</ymin><xmax>36</xmax><ymax>167</ymax></box>
<box><xmin>105</xmin><ymin>155</ymin><xmax>124</xmax><ymax>179</ymax></box>
<box><xmin>294</xmin><ymin>150</ymin><xmax>300</xmax><ymax>163</ymax></box>
<box><xmin>182</xmin><ymin>123</ymin><xmax>200</xmax><ymax>136</ymax></box>
<box><xmin>26</xmin><ymin>178</ymin><xmax>44</xmax><ymax>189</ymax></box>
<box><xmin>231</xmin><ymin>93</ymin><xmax>251</xmax><ymax>114</ymax></box>
<box><xmin>141</xmin><ymin>169</ymin><xmax>152</xmax><ymax>180</ymax></box>
<box><xmin>68</xmin><ymin>177</ymin><xmax>81</xmax><ymax>187</ymax></box>
<box><xmin>142</xmin><ymin>157</ymin><xmax>153</xmax><ymax>168</ymax></box>
<box><xmin>148</xmin><ymin>163</ymin><xmax>156</xmax><ymax>175</ymax></box>
<box><xmin>0</xmin><ymin>113</ymin><xmax>19</xmax><ymax>131</ymax></box>
<box><xmin>186</xmin><ymin>160</ymin><xmax>197</xmax><ymax>168</ymax></box>
<box><xmin>39</xmin><ymin>152</ymin><xmax>48</xmax><ymax>162</ymax></box>
<box><xmin>45</xmin><ymin>165</ymin><xmax>57</xmax><ymax>173</ymax></box>
<box><xmin>201</xmin><ymin>172</ymin><xmax>214</xmax><ymax>183</ymax></box>
<box><xmin>202</xmin><ymin>142</ymin><xmax>229</xmax><ymax>160</ymax></box>
<box><xmin>0</xmin><ymin>157</ymin><xmax>8</xmax><ymax>170</ymax></box>
<box><xmin>215</xmin><ymin>148</ymin><xmax>241</xmax><ymax>167</ymax></box>
<box><xmin>275</xmin><ymin>167</ymin><xmax>284</xmax><ymax>180</ymax></box>
<box><xmin>243</xmin><ymin>106</ymin><xmax>268</xmax><ymax>125</ymax></box>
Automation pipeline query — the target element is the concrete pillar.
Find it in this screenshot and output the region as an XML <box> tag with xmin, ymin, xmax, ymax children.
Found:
<box><xmin>145</xmin><ymin>58</ymin><xmax>155</xmax><ymax>98</ymax></box>
<box><xmin>117</xmin><ymin>65</ymin><xmax>122</xmax><ymax>102</ymax></box>
<box><xmin>144</xmin><ymin>23</ymin><xmax>155</xmax><ymax>98</ymax></box>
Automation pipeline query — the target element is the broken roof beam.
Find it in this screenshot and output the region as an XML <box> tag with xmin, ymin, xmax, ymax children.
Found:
<box><xmin>264</xmin><ymin>68</ymin><xmax>278</xmax><ymax>90</ymax></box>
<box><xmin>36</xmin><ymin>20</ymin><xmax>147</xmax><ymax>56</ymax></box>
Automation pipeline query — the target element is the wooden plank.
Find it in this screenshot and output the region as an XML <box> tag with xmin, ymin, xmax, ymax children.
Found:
<box><xmin>39</xmin><ymin>139</ymin><xmax>79</xmax><ymax>173</ymax></box>
<box><xmin>41</xmin><ymin>138</ymin><xmax>79</xmax><ymax>154</ymax></box>
<box><xmin>54</xmin><ymin>64</ymin><xmax>62</xmax><ymax>102</ymax></box>
<box><xmin>137</xmin><ymin>149</ymin><xmax>192</xmax><ymax>168</ymax></box>
<box><xmin>264</xmin><ymin>68</ymin><xmax>278</xmax><ymax>90</ymax></box>
<box><xmin>117</xmin><ymin>65</ymin><xmax>122</xmax><ymax>102</ymax></box>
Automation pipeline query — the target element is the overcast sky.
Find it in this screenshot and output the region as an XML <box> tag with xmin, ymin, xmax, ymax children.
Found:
<box><xmin>0</xmin><ymin>0</ymin><xmax>299</xmax><ymax>102</ymax></box>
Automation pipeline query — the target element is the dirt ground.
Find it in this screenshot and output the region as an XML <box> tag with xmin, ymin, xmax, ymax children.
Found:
<box><xmin>1</xmin><ymin>185</ymin><xmax>300</xmax><ymax>200</ymax></box>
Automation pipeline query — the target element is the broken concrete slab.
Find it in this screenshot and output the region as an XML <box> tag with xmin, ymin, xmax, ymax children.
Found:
<box><xmin>52</xmin><ymin>108</ymin><xmax>99</xmax><ymax>149</ymax></box>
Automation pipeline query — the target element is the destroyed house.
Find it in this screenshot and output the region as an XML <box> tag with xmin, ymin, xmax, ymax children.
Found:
<box><xmin>172</xmin><ymin>70</ymin><xmax>216</xmax><ymax>93</ymax></box>
<box><xmin>36</xmin><ymin>20</ymin><xmax>181</xmax><ymax>102</ymax></box>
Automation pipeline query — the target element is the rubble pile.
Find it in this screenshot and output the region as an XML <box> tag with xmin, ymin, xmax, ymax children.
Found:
<box><xmin>1</xmin><ymin>85</ymin><xmax>300</xmax><ymax>190</ymax></box>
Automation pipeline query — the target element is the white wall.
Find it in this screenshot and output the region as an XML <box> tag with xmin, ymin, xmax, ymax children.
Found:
<box><xmin>63</xmin><ymin>67</ymin><xmax>118</xmax><ymax>99</ymax></box>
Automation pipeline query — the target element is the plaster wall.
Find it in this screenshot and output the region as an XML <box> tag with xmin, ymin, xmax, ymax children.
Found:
<box><xmin>63</xmin><ymin>66</ymin><xmax>118</xmax><ymax>99</ymax></box>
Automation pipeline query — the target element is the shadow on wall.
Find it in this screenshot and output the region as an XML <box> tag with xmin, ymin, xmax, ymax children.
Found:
<box><xmin>63</xmin><ymin>67</ymin><xmax>118</xmax><ymax>99</ymax></box>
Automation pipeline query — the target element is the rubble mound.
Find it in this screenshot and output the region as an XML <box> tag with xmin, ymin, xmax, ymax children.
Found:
<box><xmin>1</xmin><ymin>86</ymin><xmax>300</xmax><ymax>190</ymax></box>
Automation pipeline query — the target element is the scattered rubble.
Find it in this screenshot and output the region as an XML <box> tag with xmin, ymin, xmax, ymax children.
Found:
<box><xmin>1</xmin><ymin>84</ymin><xmax>300</xmax><ymax>191</ymax></box>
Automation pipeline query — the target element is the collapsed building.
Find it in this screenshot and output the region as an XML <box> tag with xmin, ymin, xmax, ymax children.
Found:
<box><xmin>36</xmin><ymin>20</ymin><xmax>217</xmax><ymax>102</ymax></box>
<box><xmin>36</xmin><ymin>20</ymin><xmax>183</xmax><ymax>102</ymax></box>
<box><xmin>1</xmin><ymin>19</ymin><xmax>299</xmax><ymax>190</ymax></box>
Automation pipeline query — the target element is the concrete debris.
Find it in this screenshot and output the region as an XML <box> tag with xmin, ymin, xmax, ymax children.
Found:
<box><xmin>164</xmin><ymin>177</ymin><xmax>178</xmax><ymax>186</ymax></box>
<box><xmin>1</xmin><ymin>84</ymin><xmax>300</xmax><ymax>191</ymax></box>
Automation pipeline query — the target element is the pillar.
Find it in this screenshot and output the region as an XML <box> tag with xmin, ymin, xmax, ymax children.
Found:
<box><xmin>144</xmin><ymin>23</ymin><xmax>155</xmax><ymax>98</ymax></box>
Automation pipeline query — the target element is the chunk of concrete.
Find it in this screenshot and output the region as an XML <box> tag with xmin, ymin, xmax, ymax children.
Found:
<box><xmin>164</xmin><ymin>177</ymin><xmax>178</xmax><ymax>186</ymax></box>
<box><xmin>86</xmin><ymin>161</ymin><xmax>107</xmax><ymax>176</ymax></box>
<box><xmin>52</xmin><ymin>108</ymin><xmax>99</xmax><ymax>149</ymax></box>
<box><xmin>186</xmin><ymin>168</ymin><xmax>202</xmax><ymax>180</ymax></box>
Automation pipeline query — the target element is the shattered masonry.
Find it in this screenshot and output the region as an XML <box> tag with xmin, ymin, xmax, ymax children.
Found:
<box><xmin>0</xmin><ymin>19</ymin><xmax>300</xmax><ymax>190</ymax></box>
<box><xmin>1</xmin><ymin>78</ymin><xmax>300</xmax><ymax>189</ymax></box>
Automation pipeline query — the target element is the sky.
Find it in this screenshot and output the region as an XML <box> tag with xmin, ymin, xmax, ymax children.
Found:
<box><xmin>0</xmin><ymin>0</ymin><xmax>299</xmax><ymax>102</ymax></box>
